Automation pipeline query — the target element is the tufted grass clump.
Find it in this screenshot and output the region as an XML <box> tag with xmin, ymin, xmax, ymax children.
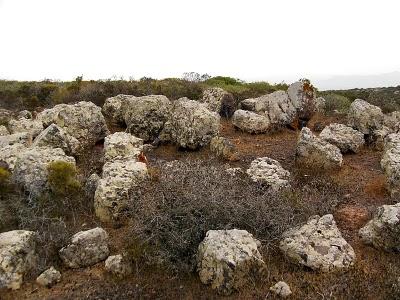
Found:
<box><xmin>47</xmin><ymin>161</ymin><xmax>81</xmax><ymax>196</ymax></box>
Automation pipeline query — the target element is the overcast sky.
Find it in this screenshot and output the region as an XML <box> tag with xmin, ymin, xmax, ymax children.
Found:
<box><xmin>0</xmin><ymin>0</ymin><xmax>399</xmax><ymax>89</ymax></box>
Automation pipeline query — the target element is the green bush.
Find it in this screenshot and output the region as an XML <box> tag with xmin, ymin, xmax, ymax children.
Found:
<box><xmin>47</xmin><ymin>161</ymin><xmax>81</xmax><ymax>196</ymax></box>
<box><xmin>322</xmin><ymin>93</ymin><xmax>352</xmax><ymax>114</ymax></box>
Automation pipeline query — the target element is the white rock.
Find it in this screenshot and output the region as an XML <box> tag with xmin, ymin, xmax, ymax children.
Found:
<box><xmin>0</xmin><ymin>125</ymin><xmax>9</xmax><ymax>136</ymax></box>
<box><xmin>17</xmin><ymin>110</ymin><xmax>32</xmax><ymax>119</ymax></box>
<box><xmin>280</xmin><ymin>214</ymin><xmax>355</xmax><ymax>272</ymax></box>
<box><xmin>59</xmin><ymin>227</ymin><xmax>109</xmax><ymax>268</ymax></box>
<box><xmin>0</xmin><ymin>132</ymin><xmax>30</xmax><ymax>148</ymax></box>
<box><xmin>381</xmin><ymin>146</ymin><xmax>400</xmax><ymax>197</ymax></box>
<box><xmin>270</xmin><ymin>281</ymin><xmax>292</xmax><ymax>298</ymax></box>
<box><xmin>347</xmin><ymin>99</ymin><xmax>384</xmax><ymax>134</ymax></box>
<box><xmin>8</xmin><ymin>118</ymin><xmax>43</xmax><ymax>138</ymax></box>
<box><xmin>319</xmin><ymin>123</ymin><xmax>365</xmax><ymax>153</ymax></box>
<box><xmin>232</xmin><ymin>110</ymin><xmax>271</xmax><ymax>134</ymax></box>
<box><xmin>105</xmin><ymin>254</ymin><xmax>132</xmax><ymax>277</ymax></box>
<box><xmin>102</xmin><ymin>94</ymin><xmax>133</xmax><ymax>124</ymax></box>
<box><xmin>201</xmin><ymin>87</ymin><xmax>237</xmax><ymax>117</ymax></box>
<box><xmin>287</xmin><ymin>80</ymin><xmax>316</xmax><ymax>120</ymax></box>
<box><xmin>104</xmin><ymin>132</ymin><xmax>143</xmax><ymax>162</ymax></box>
<box><xmin>32</xmin><ymin>124</ymin><xmax>78</xmax><ymax>155</ymax></box>
<box><xmin>197</xmin><ymin>229</ymin><xmax>265</xmax><ymax>295</ymax></box>
<box><xmin>36</xmin><ymin>266</ymin><xmax>61</xmax><ymax>287</ymax></box>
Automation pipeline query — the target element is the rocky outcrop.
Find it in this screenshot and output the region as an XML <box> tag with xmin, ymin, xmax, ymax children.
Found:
<box><xmin>287</xmin><ymin>80</ymin><xmax>317</xmax><ymax>120</ymax></box>
<box><xmin>36</xmin><ymin>266</ymin><xmax>61</xmax><ymax>287</ymax></box>
<box><xmin>0</xmin><ymin>133</ymin><xmax>30</xmax><ymax>148</ymax></box>
<box><xmin>103</xmin><ymin>132</ymin><xmax>143</xmax><ymax>162</ymax></box>
<box><xmin>32</xmin><ymin>124</ymin><xmax>78</xmax><ymax>155</ymax></box>
<box><xmin>209</xmin><ymin>136</ymin><xmax>239</xmax><ymax>161</ymax></box>
<box><xmin>169</xmin><ymin>98</ymin><xmax>220</xmax><ymax>149</ymax></box>
<box><xmin>105</xmin><ymin>254</ymin><xmax>132</xmax><ymax>278</ymax></box>
<box><xmin>246</xmin><ymin>157</ymin><xmax>290</xmax><ymax>191</ymax></box>
<box><xmin>232</xmin><ymin>110</ymin><xmax>270</xmax><ymax>134</ymax></box>
<box><xmin>201</xmin><ymin>87</ymin><xmax>237</xmax><ymax>118</ymax></box>
<box><xmin>280</xmin><ymin>214</ymin><xmax>355</xmax><ymax>272</ymax></box>
<box><xmin>319</xmin><ymin>123</ymin><xmax>365</xmax><ymax>153</ymax></box>
<box><xmin>102</xmin><ymin>94</ymin><xmax>132</xmax><ymax>124</ymax></box>
<box><xmin>359</xmin><ymin>203</ymin><xmax>400</xmax><ymax>252</ymax></box>
<box><xmin>59</xmin><ymin>227</ymin><xmax>109</xmax><ymax>268</ymax></box>
<box><xmin>383</xmin><ymin>111</ymin><xmax>400</xmax><ymax>133</ymax></box>
<box><xmin>347</xmin><ymin>99</ymin><xmax>384</xmax><ymax>134</ymax></box>
<box><xmin>0</xmin><ymin>143</ymin><xmax>28</xmax><ymax>171</ymax></box>
<box><xmin>270</xmin><ymin>281</ymin><xmax>292</xmax><ymax>298</ymax></box>
<box><xmin>0</xmin><ymin>230</ymin><xmax>37</xmax><ymax>290</ymax></box>
<box><xmin>8</xmin><ymin>118</ymin><xmax>43</xmax><ymax>138</ymax></box>
<box><xmin>296</xmin><ymin>127</ymin><xmax>343</xmax><ymax>169</ymax></box>
<box><xmin>197</xmin><ymin>229</ymin><xmax>265</xmax><ymax>295</ymax></box>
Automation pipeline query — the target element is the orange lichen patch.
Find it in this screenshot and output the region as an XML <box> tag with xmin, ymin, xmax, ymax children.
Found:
<box><xmin>335</xmin><ymin>205</ymin><xmax>370</xmax><ymax>231</ymax></box>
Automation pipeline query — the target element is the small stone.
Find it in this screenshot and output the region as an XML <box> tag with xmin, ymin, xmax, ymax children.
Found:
<box><xmin>105</xmin><ymin>254</ymin><xmax>132</xmax><ymax>278</ymax></box>
<box><xmin>270</xmin><ymin>281</ymin><xmax>292</xmax><ymax>298</ymax></box>
<box><xmin>36</xmin><ymin>266</ymin><xmax>61</xmax><ymax>287</ymax></box>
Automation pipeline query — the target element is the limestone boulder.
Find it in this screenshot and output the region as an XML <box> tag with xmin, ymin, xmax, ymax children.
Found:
<box><xmin>347</xmin><ymin>99</ymin><xmax>384</xmax><ymax>134</ymax></box>
<box><xmin>0</xmin><ymin>133</ymin><xmax>30</xmax><ymax>148</ymax></box>
<box><xmin>270</xmin><ymin>281</ymin><xmax>292</xmax><ymax>298</ymax></box>
<box><xmin>32</xmin><ymin>124</ymin><xmax>78</xmax><ymax>155</ymax></box>
<box><xmin>381</xmin><ymin>146</ymin><xmax>400</xmax><ymax>197</ymax></box>
<box><xmin>232</xmin><ymin>110</ymin><xmax>270</xmax><ymax>134</ymax></box>
<box><xmin>201</xmin><ymin>87</ymin><xmax>237</xmax><ymax>118</ymax></box>
<box><xmin>105</xmin><ymin>254</ymin><xmax>132</xmax><ymax>278</ymax></box>
<box><xmin>104</xmin><ymin>132</ymin><xmax>143</xmax><ymax>162</ymax></box>
<box><xmin>8</xmin><ymin>118</ymin><xmax>43</xmax><ymax>138</ymax></box>
<box><xmin>36</xmin><ymin>266</ymin><xmax>61</xmax><ymax>287</ymax></box>
<box><xmin>102</xmin><ymin>94</ymin><xmax>133</xmax><ymax>124</ymax></box>
<box><xmin>319</xmin><ymin>123</ymin><xmax>365</xmax><ymax>153</ymax></box>
<box><xmin>287</xmin><ymin>80</ymin><xmax>317</xmax><ymax>120</ymax></box>
<box><xmin>0</xmin><ymin>143</ymin><xmax>28</xmax><ymax>171</ymax></box>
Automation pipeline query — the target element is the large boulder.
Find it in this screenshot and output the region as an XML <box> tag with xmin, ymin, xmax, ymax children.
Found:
<box><xmin>104</xmin><ymin>132</ymin><xmax>143</xmax><ymax>162</ymax></box>
<box><xmin>287</xmin><ymin>80</ymin><xmax>317</xmax><ymax>120</ymax></box>
<box><xmin>0</xmin><ymin>143</ymin><xmax>28</xmax><ymax>171</ymax></box>
<box><xmin>359</xmin><ymin>203</ymin><xmax>400</xmax><ymax>251</ymax></box>
<box><xmin>37</xmin><ymin>102</ymin><xmax>109</xmax><ymax>153</ymax></box>
<box><xmin>383</xmin><ymin>111</ymin><xmax>400</xmax><ymax>133</ymax></box>
<box><xmin>197</xmin><ymin>229</ymin><xmax>265</xmax><ymax>295</ymax></box>
<box><xmin>296</xmin><ymin>127</ymin><xmax>343</xmax><ymax>169</ymax></box>
<box><xmin>246</xmin><ymin>157</ymin><xmax>290</xmax><ymax>191</ymax></box>
<box><xmin>32</xmin><ymin>124</ymin><xmax>79</xmax><ymax>155</ymax></box>
<box><xmin>169</xmin><ymin>98</ymin><xmax>220</xmax><ymax>149</ymax></box>
<box><xmin>383</xmin><ymin>133</ymin><xmax>400</xmax><ymax>152</ymax></box>
<box><xmin>209</xmin><ymin>136</ymin><xmax>239</xmax><ymax>161</ymax></box>
<box><xmin>280</xmin><ymin>214</ymin><xmax>355</xmax><ymax>272</ymax></box>
<box><xmin>381</xmin><ymin>146</ymin><xmax>400</xmax><ymax>197</ymax></box>
<box><xmin>59</xmin><ymin>227</ymin><xmax>109</xmax><ymax>268</ymax></box>
<box><xmin>102</xmin><ymin>94</ymin><xmax>133</xmax><ymax>124</ymax></box>
<box><xmin>8</xmin><ymin>118</ymin><xmax>43</xmax><ymax>138</ymax></box>
<box><xmin>201</xmin><ymin>87</ymin><xmax>237</xmax><ymax>118</ymax></box>
<box><xmin>0</xmin><ymin>132</ymin><xmax>30</xmax><ymax>148</ymax></box>
<box><xmin>12</xmin><ymin>147</ymin><xmax>76</xmax><ymax>197</ymax></box>
<box><xmin>0</xmin><ymin>230</ymin><xmax>37</xmax><ymax>290</ymax></box>
<box><xmin>232</xmin><ymin>110</ymin><xmax>271</xmax><ymax>134</ymax></box>
<box><xmin>122</xmin><ymin>95</ymin><xmax>171</xmax><ymax>142</ymax></box>
<box><xmin>319</xmin><ymin>123</ymin><xmax>365</xmax><ymax>153</ymax></box>
<box><xmin>347</xmin><ymin>99</ymin><xmax>384</xmax><ymax>134</ymax></box>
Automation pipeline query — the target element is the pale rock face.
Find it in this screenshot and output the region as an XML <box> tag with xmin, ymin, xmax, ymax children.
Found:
<box><xmin>122</xmin><ymin>95</ymin><xmax>171</xmax><ymax>142</ymax></box>
<box><xmin>209</xmin><ymin>136</ymin><xmax>239</xmax><ymax>161</ymax></box>
<box><xmin>0</xmin><ymin>143</ymin><xmax>28</xmax><ymax>171</ymax></box>
<box><xmin>287</xmin><ymin>80</ymin><xmax>317</xmax><ymax>120</ymax></box>
<box><xmin>104</xmin><ymin>132</ymin><xmax>143</xmax><ymax>162</ymax></box>
<box><xmin>37</xmin><ymin>101</ymin><xmax>109</xmax><ymax>153</ymax></box>
<box><xmin>32</xmin><ymin>124</ymin><xmax>78</xmax><ymax>155</ymax></box>
<box><xmin>84</xmin><ymin>173</ymin><xmax>101</xmax><ymax>198</ymax></box>
<box><xmin>0</xmin><ymin>230</ymin><xmax>37</xmax><ymax>290</ymax></box>
<box><xmin>347</xmin><ymin>99</ymin><xmax>384</xmax><ymax>134</ymax></box>
<box><xmin>279</xmin><ymin>214</ymin><xmax>355</xmax><ymax>272</ymax></box>
<box><xmin>371</xmin><ymin>126</ymin><xmax>391</xmax><ymax>151</ymax></box>
<box><xmin>8</xmin><ymin>118</ymin><xmax>43</xmax><ymax>138</ymax></box>
<box><xmin>59</xmin><ymin>227</ymin><xmax>109</xmax><ymax>268</ymax></box>
<box><xmin>12</xmin><ymin>147</ymin><xmax>76</xmax><ymax>197</ymax></box>
<box><xmin>383</xmin><ymin>111</ymin><xmax>400</xmax><ymax>133</ymax></box>
<box><xmin>17</xmin><ymin>110</ymin><xmax>32</xmax><ymax>119</ymax></box>
<box><xmin>381</xmin><ymin>146</ymin><xmax>400</xmax><ymax>197</ymax></box>
<box><xmin>105</xmin><ymin>254</ymin><xmax>132</xmax><ymax>278</ymax></box>
<box><xmin>319</xmin><ymin>123</ymin><xmax>365</xmax><ymax>153</ymax></box>
<box><xmin>0</xmin><ymin>132</ymin><xmax>30</xmax><ymax>148</ymax></box>
<box><xmin>201</xmin><ymin>87</ymin><xmax>237</xmax><ymax>117</ymax></box>
<box><xmin>169</xmin><ymin>98</ymin><xmax>220</xmax><ymax>149</ymax></box>
<box><xmin>102</xmin><ymin>94</ymin><xmax>133</xmax><ymax>124</ymax></box>
<box><xmin>232</xmin><ymin>110</ymin><xmax>271</xmax><ymax>134</ymax></box>
<box><xmin>359</xmin><ymin>203</ymin><xmax>400</xmax><ymax>251</ymax></box>
<box><xmin>270</xmin><ymin>281</ymin><xmax>292</xmax><ymax>298</ymax></box>
<box><xmin>383</xmin><ymin>133</ymin><xmax>400</xmax><ymax>152</ymax></box>
<box><xmin>0</xmin><ymin>125</ymin><xmax>9</xmax><ymax>136</ymax></box>
<box><xmin>246</xmin><ymin>157</ymin><xmax>290</xmax><ymax>191</ymax></box>
<box><xmin>197</xmin><ymin>229</ymin><xmax>265</xmax><ymax>295</ymax></box>
<box><xmin>36</xmin><ymin>266</ymin><xmax>61</xmax><ymax>287</ymax></box>
<box><xmin>94</xmin><ymin>160</ymin><xmax>148</xmax><ymax>222</ymax></box>
<box><xmin>296</xmin><ymin>127</ymin><xmax>343</xmax><ymax>169</ymax></box>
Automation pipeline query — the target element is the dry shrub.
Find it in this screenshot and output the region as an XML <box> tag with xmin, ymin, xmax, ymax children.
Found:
<box><xmin>126</xmin><ymin>159</ymin><xmax>342</xmax><ymax>273</ymax></box>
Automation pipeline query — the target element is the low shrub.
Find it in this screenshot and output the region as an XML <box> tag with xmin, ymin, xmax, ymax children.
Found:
<box><xmin>322</xmin><ymin>92</ymin><xmax>352</xmax><ymax>114</ymax></box>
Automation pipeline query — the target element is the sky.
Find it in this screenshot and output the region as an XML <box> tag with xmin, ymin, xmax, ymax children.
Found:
<box><xmin>0</xmin><ymin>0</ymin><xmax>399</xmax><ymax>89</ymax></box>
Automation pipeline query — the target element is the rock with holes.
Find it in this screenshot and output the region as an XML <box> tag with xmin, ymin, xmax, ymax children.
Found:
<box><xmin>381</xmin><ymin>146</ymin><xmax>400</xmax><ymax>197</ymax></box>
<box><xmin>105</xmin><ymin>254</ymin><xmax>132</xmax><ymax>278</ymax></box>
<box><xmin>197</xmin><ymin>229</ymin><xmax>265</xmax><ymax>295</ymax></box>
<box><xmin>0</xmin><ymin>143</ymin><xmax>28</xmax><ymax>171</ymax></box>
<box><xmin>246</xmin><ymin>157</ymin><xmax>290</xmax><ymax>191</ymax></box>
<box><xmin>8</xmin><ymin>118</ymin><xmax>43</xmax><ymax>138</ymax></box>
<box><xmin>319</xmin><ymin>123</ymin><xmax>365</xmax><ymax>153</ymax></box>
<box><xmin>270</xmin><ymin>281</ymin><xmax>292</xmax><ymax>298</ymax></box>
<box><xmin>59</xmin><ymin>227</ymin><xmax>109</xmax><ymax>268</ymax></box>
<box><xmin>201</xmin><ymin>87</ymin><xmax>237</xmax><ymax>118</ymax></box>
<box><xmin>36</xmin><ymin>266</ymin><xmax>61</xmax><ymax>287</ymax></box>
<box><xmin>347</xmin><ymin>99</ymin><xmax>384</xmax><ymax>134</ymax></box>
<box><xmin>232</xmin><ymin>110</ymin><xmax>271</xmax><ymax>134</ymax></box>
<box><xmin>32</xmin><ymin>124</ymin><xmax>78</xmax><ymax>155</ymax></box>
<box><xmin>94</xmin><ymin>160</ymin><xmax>148</xmax><ymax>223</ymax></box>
<box><xmin>287</xmin><ymin>80</ymin><xmax>317</xmax><ymax>120</ymax></box>
<box><xmin>0</xmin><ymin>126</ymin><xmax>9</xmax><ymax>136</ymax></box>
<box><xmin>37</xmin><ymin>102</ymin><xmax>109</xmax><ymax>153</ymax></box>
<box><xmin>0</xmin><ymin>230</ymin><xmax>37</xmax><ymax>290</ymax></box>
<box><xmin>122</xmin><ymin>95</ymin><xmax>171</xmax><ymax>142</ymax></box>
<box><xmin>359</xmin><ymin>203</ymin><xmax>400</xmax><ymax>251</ymax></box>
<box><xmin>169</xmin><ymin>98</ymin><xmax>220</xmax><ymax>149</ymax></box>
<box><xmin>0</xmin><ymin>133</ymin><xmax>30</xmax><ymax>148</ymax></box>
<box><xmin>104</xmin><ymin>132</ymin><xmax>143</xmax><ymax>162</ymax></box>
<box><xmin>209</xmin><ymin>136</ymin><xmax>239</xmax><ymax>161</ymax></box>
<box><xmin>12</xmin><ymin>147</ymin><xmax>76</xmax><ymax>197</ymax></box>
<box><xmin>102</xmin><ymin>94</ymin><xmax>133</xmax><ymax>124</ymax></box>
<box><xmin>296</xmin><ymin>127</ymin><xmax>342</xmax><ymax>169</ymax></box>
<box><xmin>280</xmin><ymin>214</ymin><xmax>355</xmax><ymax>272</ymax></box>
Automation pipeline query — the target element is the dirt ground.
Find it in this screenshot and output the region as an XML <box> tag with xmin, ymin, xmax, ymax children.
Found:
<box><xmin>2</xmin><ymin>114</ymin><xmax>399</xmax><ymax>300</ymax></box>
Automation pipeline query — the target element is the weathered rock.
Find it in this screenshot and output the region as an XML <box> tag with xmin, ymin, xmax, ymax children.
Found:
<box><xmin>0</xmin><ymin>230</ymin><xmax>37</xmax><ymax>290</ymax></box>
<box><xmin>371</xmin><ymin>126</ymin><xmax>391</xmax><ymax>151</ymax></box>
<box><xmin>197</xmin><ymin>229</ymin><xmax>265</xmax><ymax>295</ymax></box>
<box><xmin>383</xmin><ymin>133</ymin><xmax>400</xmax><ymax>152</ymax></box>
<box><xmin>169</xmin><ymin>98</ymin><xmax>220</xmax><ymax>149</ymax></box>
<box><xmin>12</xmin><ymin>147</ymin><xmax>76</xmax><ymax>197</ymax></box>
<box><xmin>201</xmin><ymin>87</ymin><xmax>237</xmax><ymax>118</ymax></box>
<box><xmin>359</xmin><ymin>203</ymin><xmax>400</xmax><ymax>251</ymax></box>
<box><xmin>17</xmin><ymin>110</ymin><xmax>32</xmax><ymax>119</ymax></box>
<box><xmin>287</xmin><ymin>80</ymin><xmax>316</xmax><ymax>120</ymax></box>
<box><xmin>122</xmin><ymin>95</ymin><xmax>171</xmax><ymax>142</ymax></box>
<box><xmin>280</xmin><ymin>214</ymin><xmax>355</xmax><ymax>272</ymax></box>
<box><xmin>246</xmin><ymin>157</ymin><xmax>290</xmax><ymax>191</ymax></box>
<box><xmin>270</xmin><ymin>281</ymin><xmax>292</xmax><ymax>298</ymax></box>
<box><xmin>8</xmin><ymin>118</ymin><xmax>43</xmax><ymax>138</ymax></box>
<box><xmin>319</xmin><ymin>123</ymin><xmax>365</xmax><ymax>153</ymax></box>
<box><xmin>37</xmin><ymin>102</ymin><xmax>109</xmax><ymax>152</ymax></box>
<box><xmin>105</xmin><ymin>254</ymin><xmax>132</xmax><ymax>277</ymax></box>
<box><xmin>296</xmin><ymin>127</ymin><xmax>342</xmax><ymax>169</ymax></box>
<box><xmin>209</xmin><ymin>136</ymin><xmax>239</xmax><ymax>161</ymax></box>
<box><xmin>347</xmin><ymin>99</ymin><xmax>384</xmax><ymax>134</ymax></box>
<box><xmin>225</xmin><ymin>167</ymin><xmax>243</xmax><ymax>177</ymax></box>
<box><xmin>104</xmin><ymin>132</ymin><xmax>143</xmax><ymax>162</ymax></box>
<box><xmin>240</xmin><ymin>98</ymin><xmax>258</xmax><ymax>111</ymax></box>
<box><xmin>94</xmin><ymin>160</ymin><xmax>148</xmax><ymax>223</ymax></box>
<box><xmin>0</xmin><ymin>125</ymin><xmax>9</xmax><ymax>136</ymax></box>
<box><xmin>102</xmin><ymin>94</ymin><xmax>133</xmax><ymax>124</ymax></box>
<box><xmin>59</xmin><ymin>227</ymin><xmax>109</xmax><ymax>268</ymax></box>
<box><xmin>232</xmin><ymin>110</ymin><xmax>270</xmax><ymax>134</ymax></box>
<box><xmin>381</xmin><ymin>146</ymin><xmax>400</xmax><ymax>197</ymax></box>
<box><xmin>32</xmin><ymin>124</ymin><xmax>78</xmax><ymax>155</ymax></box>
<box><xmin>36</xmin><ymin>266</ymin><xmax>61</xmax><ymax>287</ymax></box>
<box><xmin>0</xmin><ymin>143</ymin><xmax>28</xmax><ymax>171</ymax></box>
<box><xmin>384</xmin><ymin>111</ymin><xmax>400</xmax><ymax>133</ymax></box>
<box><xmin>84</xmin><ymin>173</ymin><xmax>101</xmax><ymax>198</ymax></box>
